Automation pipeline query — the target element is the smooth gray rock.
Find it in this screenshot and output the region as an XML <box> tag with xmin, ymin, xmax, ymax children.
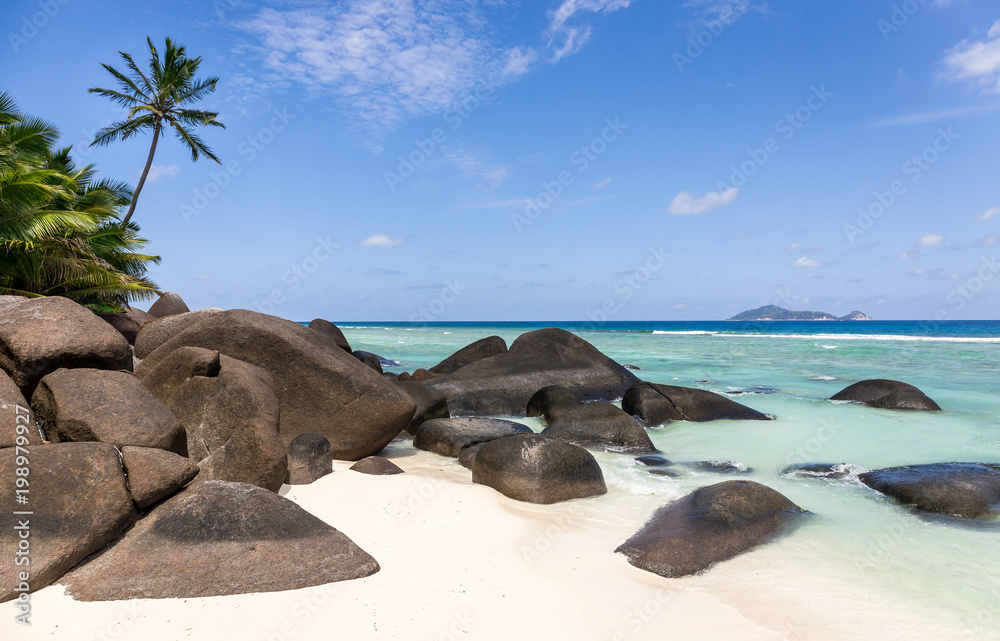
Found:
<box><xmin>859</xmin><ymin>463</ymin><xmax>1000</xmax><ymax>518</ymax></box>
<box><xmin>146</xmin><ymin>292</ymin><xmax>191</xmax><ymax>318</ymax></box>
<box><xmin>622</xmin><ymin>382</ymin><xmax>771</xmax><ymax>425</ymax></box>
<box><xmin>831</xmin><ymin>379</ymin><xmax>941</xmax><ymax>411</ymax></box>
<box><xmin>541</xmin><ymin>401</ymin><xmax>656</xmax><ymax>453</ymax></box>
<box><xmin>134</xmin><ymin>308</ymin><xmax>223</xmax><ymax>359</ymax></box>
<box><xmin>121</xmin><ymin>446</ymin><xmax>199</xmax><ymax>509</ymax></box>
<box><xmin>414</xmin><ymin>417</ymin><xmax>532</xmax><ymax>458</ymax></box>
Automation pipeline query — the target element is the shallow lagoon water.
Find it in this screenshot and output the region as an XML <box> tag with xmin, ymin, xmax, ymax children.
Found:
<box><xmin>339</xmin><ymin>321</ymin><xmax>1000</xmax><ymax>638</ymax></box>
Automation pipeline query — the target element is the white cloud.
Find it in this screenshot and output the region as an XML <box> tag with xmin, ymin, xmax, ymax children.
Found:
<box><xmin>146</xmin><ymin>164</ymin><xmax>179</xmax><ymax>183</ymax></box>
<box><xmin>786</xmin><ymin>241</ymin><xmax>801</xmax><ymax>253</ymax></box>
<box><xmin>592</xmin><ymin>177</ymin><xmax>613</xmax><ymax>190</ymax></box>
<box><xmin>919</xmin><ymin>233</ymin><xmax>944</xmax><ymax>246</ymax></box>
<box><xmin>502</xmin><ymin>46</ymin><xmax>537</xmax><ymax>78</ymax></box>
<box><xmin>685</xmin><ymin>0</ymin><xmax>766</xmax><ymax>23</ymax></box>
<box><xmin>790</xmin><ymin>256</ymin><xmax>825</xmax><ymax>268</ymax></box>
<box><xmin>546</xmin><ymin>0</ymin><xmax>631</xmax><ymax>62</ymax></box>
<box><xmin>897</xmin><ymin>250</ymin><xmax>920</xmax><ymax>260</ymax></box>
<box><xmin>359</xmin><ymin>233</ymin><xmax>403</xmax><ymax>248</ymax></box>
<box><xmin>980</xmin><ymin>205</ymin><xmax>1000</xmax><ymax>220</ymax></box>
<box><xmin>667</xmin><ymin>187</ymin><xmax>739</xmax><ymax>215</ymax></box>
<box><xmin>942</xmin><ymin>20</ymin><xmax>1000</xmax><ymax>93</ymax></box>
<box><xmin>866</xmin><ymin>104</ymin><xmax>1000</xmax><ymax>128</ymax></box>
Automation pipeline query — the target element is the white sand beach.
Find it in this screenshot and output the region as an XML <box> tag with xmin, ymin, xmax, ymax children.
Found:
<box><xmin>5</xmin><ymin>442</ymin><xmax>963</xmax><ymax>641</ymax></box>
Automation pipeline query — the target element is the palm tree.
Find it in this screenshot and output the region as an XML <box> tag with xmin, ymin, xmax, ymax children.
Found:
<box><xmin>0</xmin><ymin>93</ymin><xmax>161</xmax><ymax>309</ymax></box>
<box><xmin>89</xmin><ymin>36</ymin><xmax>225</xmax><ymax>224</ymax></box>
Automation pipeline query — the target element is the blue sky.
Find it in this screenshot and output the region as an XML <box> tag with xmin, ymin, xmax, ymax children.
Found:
<box><xmin>3</xmin><ymin>0</ymin><xmax>1000</xmax><ymax>321</ymax></box>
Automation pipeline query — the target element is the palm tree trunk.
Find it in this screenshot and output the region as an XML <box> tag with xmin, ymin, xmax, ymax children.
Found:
<box><xmin>122</xmin><ymin>118</ymin><xmax>161</xmax><ymax>225</ymax></box>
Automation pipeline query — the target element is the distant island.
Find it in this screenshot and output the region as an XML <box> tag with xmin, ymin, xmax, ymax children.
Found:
<box><xmin>727</xmin><ymin>305</ymin><xmax>873</xmax><ymax>321</ymax></box>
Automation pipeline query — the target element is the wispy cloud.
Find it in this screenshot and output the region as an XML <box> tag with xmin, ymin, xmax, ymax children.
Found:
<box><xmin>359</xmin><ymin>233</ymin><xmax>403</xmax><ymax>248</ymax></box>
<box><xmin>980</xmin><ymin>205</ymin><xmax>1000</xmax><ymax>220</ymax></box>
<box><xmin>592</xmin><ymin>177</ymin><xmax>613</xmax><ymax>190</ymax></box>
<box><xmin>147</xmin><ymin>164</ymin><xmax>179</xmax><ymax>182</ymax></box>
<box><xmin>668</xmin><ymin>187</ymin><xmax>739</xmax><ymax>215</ymax></box>
<box><xmin>866</xmin><ymin>103</ymin><xmax>1000</xmax><ymax>128</ymax></box>
<box><xmin>546</xmin><ymin>0</ymin><xmax>631</xmax><ymax>62</ymax></box>
<box><xmin>684</xmin><ymin>0</ymin><xmax>766</xmax><ymax>23</ymax></box>
<box><xmin>919</xmin><ymin>233</ymin><xmax>944</xmax><ymax>246</ymax></box>
<box><xmin>791</xmin><ymin>256</ymin><xmax>824</xmax><ymax>268</ymax></box>
<box><xmin>942</xmin><ymin>20</ymin><xmax>1000</xmax><ymax>93</ymax></box>
<box><xmin>897</xmin><ymin>250</ymin><xmax>921</xmax><ymax>260</ymax></box>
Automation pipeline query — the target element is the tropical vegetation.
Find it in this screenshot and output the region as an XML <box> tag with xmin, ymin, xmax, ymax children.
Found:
<box><xmin>0</xmin><ymin>91</ymin><xmax>160</xmax><ymax>310</ymax></box>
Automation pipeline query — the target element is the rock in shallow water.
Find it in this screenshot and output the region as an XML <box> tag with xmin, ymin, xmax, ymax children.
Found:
<box><xmin>541</xmin><ymin>401</ymin><xmax>656</xmax><ymax>453</ymax></box>
<box><xmin>859</xmin><ymin>463</ymin><xmax>1000</xmax><ymax>519</ymax></box>
<box><xmin>472</xmin><ymin>434</ymin><xmax>607</xmax><ymax>504</ymax></box>
<box><xmin>831</xmin><ymin>379</ymin><xmax>941</xmax><ymax>411</ymax></box>
<box><xmin>622</xmin><ymin>382</ymin><xmax>771</xmax><ymax>425</ymax></box>
<box><xmin>60</xmin><ymin>481</ymin><xmax>380</xmax><ymax>600</ymax></box>
<box><xmin>426</xmin><ymin>328</ymin><xmax>638</xmax><ymax>416</ymax></box>
<box><xmin>526</xmin><ymin>385</ymin><xmax>581</xmax><ymax>424</ymax></box>
<box><xmin>616</xmin><ymin>480</ymin><xmax>806</xmax><ymax>578</ymax></box>
<box><xmin>414</xmin><ymin>417</ymin><xmax>532</xmax><ymax>458</ymax></box>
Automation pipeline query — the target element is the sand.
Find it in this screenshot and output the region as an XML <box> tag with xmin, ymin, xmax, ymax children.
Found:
<box><xmin>2</xmin><ymin>444</ymin><xmax>962</xmax><ymax>641</ymax></box>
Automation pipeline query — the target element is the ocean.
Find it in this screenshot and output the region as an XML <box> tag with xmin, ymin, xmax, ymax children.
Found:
<box><xmin>334</xmin><ymin>320</ymin><xmax>1000</xmax><ymax>637</ymax></box>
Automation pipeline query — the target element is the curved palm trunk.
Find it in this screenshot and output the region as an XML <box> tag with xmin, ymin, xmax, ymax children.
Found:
<box><xmin>122</xmin><ymin>118</ymin><xmax>161</xmax><ymax>225</ymax></box>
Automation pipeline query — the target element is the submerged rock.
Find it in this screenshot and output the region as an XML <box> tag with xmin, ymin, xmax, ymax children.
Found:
<box><xmin>616</xmin><ymin>480</ymin><xmax>806</xmax><ymax>578</ymax></box>
<box><xmin>684</xmin><ymin>460</ymin><xmax>753</xmax><ymax>475</ymax></box>
<box><xmin>471</xmin><ymin>433</ymin><xmax>607</xmax><ymax>504</ymax></box>
<box><xmin>635</xmin><ymin>455</ymin><xmax>672</xmax><ymax>467</ymax></box>
<box><xmin>526</xmin><ymin>385</ymin><xmax>581</xmax><ymax>424</ymax></box>
<box><xmin>414</xmin><ymin>417</ymin><xmax>532</xmax><ymax>458</ymax></box>
<box><xmin>541</xmin><ymin>402</ymin><xmax>656</xmax><ymax>453</ymax></box>
<box><xmin>781</xmin><ymin>463</ymin><xmax>866</xmax><ymax>479</ymax></box>
<box><xmin>830</xmin><ymin>379</ymin><xmax>941</xmax><ymax>411</ymax></box>
<box><xmin>60</xmin><ymin>481</ymin><xmax>380</xmax><ymax>600</ymax></box>
<box><xmin>859</xmin><ymin>463</ymin><xmax>1000</xmax><ymax>519</ymax></box>
<box><xmin>426</xmin><ymin>328</ymin><xmax>638</xmax><ymax>416</ymax></box>
<box><xmin>622</xmin><ymin>382</ymin><xmax>771</xmax><ymax>425</ymax></box>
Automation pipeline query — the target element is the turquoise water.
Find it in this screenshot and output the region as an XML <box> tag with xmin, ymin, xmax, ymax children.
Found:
<box><xmin>338</xmin><ymin>321</ymin><xmax>1000</xmax><ymax>637</ymax></box>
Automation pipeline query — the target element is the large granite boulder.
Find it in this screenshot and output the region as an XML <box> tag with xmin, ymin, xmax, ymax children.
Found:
<box><xmin>31</xmin><ymin>368</ymin><xmax>187</xmax><ymax>454</ymax></box>
<box><xmin>622</xmin><ymin>382</ymin><xmax>771</xmax><ymax>425</ymax></box>
<box><xmin>395</xmin><ymin>380</ymin><xmax>449</xmax><ymax>433</ymax></box>
<box><xmin>526</xmin><ymin>385</ymin><xmax>581</xmax><ymax>424</ymax></box>
<box><xmin>60</xmin><ymin>481</ymin><xmax>380</xmax><ymax>600</ymax></box>
<box><xmin>146</xmin><ymin>292</ymin><xmax>190</xmax><ymax>318</ymax></box>
<box><xmin>859</xmin><ymin>463</ymin><xmax>1000</xmax><ymax>518</ymax></box>
<box><xmin>414</xmin><ymin>417</ymin><xmax>532</xmax><ymax>458</ymax></box>
<box><xmin>831</xmin><ymin>379</ymin><xmax>941</xmax><ymax>411</ymax></box>
<box><xmin>134</xmin><ymin>308</ymin><xmax>223</xmax><ymax>359</ymax></box>
<box><xmin>307</xmin><ymin>318</ymin><xmax>352</xmax><ymax>352</ymax></box>
<box><xmin>0</xmin><ymin>296</ymin><xmax>132</xmax><ymax>396</ymax></box>
<box><xmin>121</xmin><ymin>446</ymin><xmax>199</xmax><ymax>509</ymax></box>
<box><xmin>137</xmin><ymin>346</ymin><xmax>287</xmax><ymax>491</ymax></box>
<box><xmin>285</xmin><ymin>433</ymin><xmax>333</xmax><ymax>485</ymax></box>
<box><xmin>616</xmin><ymin>480</ymin><xmax>805</xmax><ymax>578</ymax></box>
<box><xmin>0</xmin><ymin>370</ymin><xmax>42</xmax><ymax>448</ymax></box>
<box><xmin>471</xmin><ymin>433</ymin><xmax>607</xmax><ymax>504</ymax></box>
<box><xmin>426</xmin><ymin>328</ymin><xmax>638</xmax><ymax>416</ymax></box>
<box><xmin>429</xmin><ymin>335</ymin><xmax>508</xmax><ymax>375</ymax></box>
<box><xmin>541</xmin><ymin>401</ymin><xmax>656</xmax><ymax>453</ymax></box>
<box><xmin>352</xmin><ymin>350</ymin><xmax>383</xmax><ymax>374</ymax></box>
<box><xmin>137</xmin><ymin>310</ymin><xmax>415</xmax><ymax>460</ymax></box>
<box><xmin>98</xmin><ymin>312</ymin><xmax>141</xmax><ymax>345</ymax></box>
<box><xmin>0</xmin><ymin>443</ymin><xmax>138</xmax><ymax>602</ymax></box>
